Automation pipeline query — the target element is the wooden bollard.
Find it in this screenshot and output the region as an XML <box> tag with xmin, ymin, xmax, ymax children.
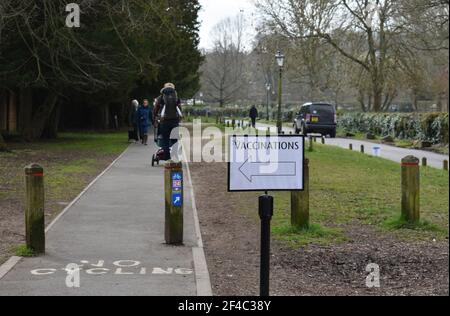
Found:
<box><xmin>291</xmin><ymin>159</ymin><xmax>309</xmax><ymax>229</ymax></box>
<box><xmin>444</xmin><ymin>160</ymin><xmax>449</xmax><ymax>171</ymax></box>
<box><xmin>422</xmin><ymin>157</ymin><xmax>427</xmax><ymax>167</ymax></box>
<box><xmin>361</xmin><ymin>145</ymin><xmax>365</xmax><ymax>154</ymax></box>
<box><xmin>321</xmin><ymin>137</ymin><xmax>325</xmax><ymax>145</ymax></box>
<box><xmin>25</xmin><ymin>164</ymin><xmax>45</xmax><ymax>254</ymax></box>
<box><xmin>401</xmin><ymin>156</ymin><xmax>420</xmax><ymax>223</ymax></box>
<box><xmin>349</xmin><ymin>143</ymin><xmax>353</xmax><ymax>151</ymax></box>
<box><xmin>308</xmin><ymin>136</ymin><xmax>313</xmax><ymax>152</ymax></box>
<box><xmin>313</xmin><ymin>137</ymin><xmax>317</xmax><ymax>143</ymax></box>
<box><xmin>164</xmin><ymin>161</ymin><xmax>184</xmax><ymax>245</ymax></box>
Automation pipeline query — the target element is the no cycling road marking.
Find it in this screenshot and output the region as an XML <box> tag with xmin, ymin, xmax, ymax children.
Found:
<box><xmin>30</xmin><ymin>260</ymin><xmax>194</xmax><ymax>277</ymax></box>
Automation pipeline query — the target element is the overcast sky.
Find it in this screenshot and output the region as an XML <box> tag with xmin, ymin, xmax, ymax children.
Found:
<box><xmin>199</xmin><ymin>0</ymin><xmax>256</xmax><ymax>50</ymax></box>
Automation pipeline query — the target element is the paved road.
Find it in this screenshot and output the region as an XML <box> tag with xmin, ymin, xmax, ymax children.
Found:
<box><xmin>254</xmin><ymin>122</ymin><xmax>449</xmax><ymax>170</ymax></box>
<box><xmin>0</xmin><ymin>140</ymin><xmax>207</xmax><ymax>296</ymax></box>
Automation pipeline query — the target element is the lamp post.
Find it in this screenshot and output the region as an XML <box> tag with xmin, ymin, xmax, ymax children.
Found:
<box><xmin>275</xmin><ymin>51</ymin><xmax>285</xmax><ymax>134</ymax></box>
<box><xmin>265</xmin><ymin>83</ymin><xmax>271</xmax><ymax>121</ymax></box>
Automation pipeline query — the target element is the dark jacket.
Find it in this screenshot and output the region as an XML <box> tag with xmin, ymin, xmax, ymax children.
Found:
<box><xmin>250</xmin><ymin>106</ymin><xmax>258</xmax><ymax>119</ymax></box>
<box><xmin>137</xmin><ymin>106</ymin><xmax>152</xmax><ymax>128</ymax></box>
<box><xmin>128</xmin><ymin>105</ymin><xmax>138</xmax><ymax>127</ymax></box>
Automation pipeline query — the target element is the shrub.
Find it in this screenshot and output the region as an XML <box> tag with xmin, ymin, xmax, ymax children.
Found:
<box><xmin>337</xmin><ymin>112</ymin><xmax>449</xmax><ymax>144</ymax></box>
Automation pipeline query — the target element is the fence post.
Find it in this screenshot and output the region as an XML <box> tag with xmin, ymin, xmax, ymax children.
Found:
<box><xmin>25</xmin><ymin>164</ymin><xmax>45</xmax><ymax>254</ymax></box>
<box><xmin>321</xmin><ymin>137</ymin><xmax>325</xmax><ymax>145</ymax></box>
<box><xmin>444</xmin><ymin>160</ymin><xmax>449</xmax><ymax>171</ymax></box>
<box><xmin>422</xmin><ymin>157</ymin><xmax>427</xmax><ymax>167</ymax></box>
<box><xmin>360</xmin><ymin>145</ymin><xmax>365</xmax><ymax>154</ymax></box>
<box><xmin>164</xmin><ymin>161</ymin><xmax>184</xmax><ymax>245</ymax></box>
<box><xmin>291</xmin><ymin>159</ymin><xmax>309</xmax><ymax>229</ymax></box>
<box><xmin>308</xmin><ymin>136</ymin><xmax>313</xmax><ymax>152</ymax></box>
<box><xmin>349</xmin><ymin>143</ymin><xmax>353</xmax><ymax>151</ymax></box>
<box><xmin>401</xmin><ymin>156</ymin><xmax>420</xmax><ymax>223</ymax></box>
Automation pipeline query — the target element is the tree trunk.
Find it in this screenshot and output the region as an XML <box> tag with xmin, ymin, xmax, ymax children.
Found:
<box><xmin>101</xmin><ymin>105</ymin><xmax>110</xmax><ymax>129</ymax></box>
<box><xmin>18</xmin><ymin>87</ymin><xmax>33</xmax><ymax>135</ymax></box>
<box><xmin>22</xmin><ymin>92</ymin><xmax>58</xmax><ymax>141</ymax></box>
<box><xmin>0</xmin><ymin>133</ymin><xmax>7</xmax><ymax>151</ymax></box>
<box><xmin>358</xmin><ymin>90</ymin><xmax>366</xmax><ymax>112</ymax></box>
<box><xmin>42</xmin><ymin>104</ymin><xmax>61</xmax><ymax>139</ymax></box>
<box><xmin>412</xmin><ymin>89</ymin><xmax>419</xmax><ymax>111</ymax></box>
<box><xmin>373</xmin><ymin>89</ymin><xmax>382</xmax><ymax>112</ymax></box>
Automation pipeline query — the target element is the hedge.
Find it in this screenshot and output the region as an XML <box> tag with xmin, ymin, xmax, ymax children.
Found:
<box><xmin>183</xmin><ymin>106</ymin><xmax>296</xmax><ymax>122</ymax></box>
<box><xmin>338</xmin><ymin>112</ymin><xmax>449</xmax><ymax>144</ymax></box>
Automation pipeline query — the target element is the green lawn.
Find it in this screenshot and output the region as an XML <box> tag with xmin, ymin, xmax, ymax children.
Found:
<box><xmin>267</xmin><ymin>144</ymin><xmax>448</xmax><ymax>246</ymax></box>
<box><xmin>3</xmin><ymin>132</ymin><xmax>129</xmax><ymax>205</ymax></box>
<box><xmin>31</xmin><ymin>132</ymin><xmax>130</xmax><ymax>155</ymax></box>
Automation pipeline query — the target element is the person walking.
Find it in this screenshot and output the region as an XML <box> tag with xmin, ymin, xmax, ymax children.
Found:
<box><xmin>137</xmin><ymin>99</ymin><xmax>152</xmax><ymax>145</ymax></box>
<box><xmin>128</xmin><ymin>100</ymin><xmax>140</xmax><ymax>142</ymax></box>
<box><xmin>153</xmin><ymin>83</ymin><xmax>182</xmax><ymax>160</ymax></box>
<box><xmin>249</xmin><ymin>105</ymin><xmax>258</xmax><ymax>128</ymax></box>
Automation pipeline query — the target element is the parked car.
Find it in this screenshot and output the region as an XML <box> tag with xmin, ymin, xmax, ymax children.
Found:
<box><xmin>293</xmin><ymin>102</ymin><xmax>337</xmax><ymax>137</ymax></box>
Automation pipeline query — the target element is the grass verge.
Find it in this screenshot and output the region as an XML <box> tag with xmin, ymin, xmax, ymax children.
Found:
<box><xmin>14</xmin><ymin>245</ymin><xmax>35</xmax><ymax>257</ymax></box>
<box><xmin>231</xmin><ymin>143</ymin><xmax>448</xmax><ymax>246</ymax></box>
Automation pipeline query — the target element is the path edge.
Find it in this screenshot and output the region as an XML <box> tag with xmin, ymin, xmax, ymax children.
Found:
<box><xmin>182</xmin><ymin>141</ymin><xmax>213</xmax><ymax>296</ymax></box>
<box><xmin>0</xmin><ymin>144</ymin><xmax>131</xmax><ymax>281</ymax></box>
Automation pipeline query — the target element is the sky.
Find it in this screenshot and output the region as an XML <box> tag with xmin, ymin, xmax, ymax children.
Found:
<box><xmin>199</xmin><ymin>0</ymin><xmax>256</xmax><ymax>50</ymax></box>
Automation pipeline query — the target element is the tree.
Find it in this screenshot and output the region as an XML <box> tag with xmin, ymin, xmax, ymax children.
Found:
<box><xmin>0</xmin><ymin>0</ymin><xmax>202</xmax><ymax>140</ymax></box>
<box><xmin>201</xmin><ymin>15</ymin><xmax>248</xmax><ymax>106</ymax></box>
<box><xmin>256</xmin><ymin>0</ymin><xmax>449</xmax><ymax>112</ymax></box>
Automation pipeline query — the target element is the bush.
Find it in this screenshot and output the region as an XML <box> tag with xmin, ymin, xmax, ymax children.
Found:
<box><xmin>338</xmin><ymin>112</ymin><xmax>449</xmax><ymax>144</ymax></box>
<box><xmin>183</xmin><ymin>106</ymin><xmax>249</xmax><ymax>118</ymax></box>
<box><xmin>183</xmin><ymin>105</ymin><xmax>297</xmax><ymax>122</ymax></box>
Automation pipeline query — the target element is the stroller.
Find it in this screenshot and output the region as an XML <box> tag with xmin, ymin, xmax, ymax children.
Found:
<box><xmin>151</xmin><ymin>117</ymin><xmax>178</xmax><ymax>167</ymax></box>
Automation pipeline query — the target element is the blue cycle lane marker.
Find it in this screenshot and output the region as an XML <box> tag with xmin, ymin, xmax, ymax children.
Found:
<box><xmin>172</xmin><ymin>171</ymin><xmax>183</xmax><ymax>207</ymax></box>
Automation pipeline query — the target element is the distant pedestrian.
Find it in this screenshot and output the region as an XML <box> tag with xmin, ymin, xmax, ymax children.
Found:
<box><xmin>128</xmin><ymin>100</ymin><xmax>140</xmax><ymax>142</ymax></box>
<box><xmin>137</xmin><ymin>99</ymin><xmax>152</xmax><ymax>145</ymax></box>
<box><xmin>249</xmin><ymin>105</ymin><xmax>258</xmax><ymax>128</ymax></box>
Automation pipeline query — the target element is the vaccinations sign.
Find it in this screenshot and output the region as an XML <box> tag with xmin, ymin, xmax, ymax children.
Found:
<box><xmin>228</xmin><ymin>135</ymin><xmax>305</xmax><ymax>192</ymax></box>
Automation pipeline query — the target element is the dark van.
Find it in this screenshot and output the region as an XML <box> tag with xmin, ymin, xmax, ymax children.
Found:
<box><xmin>293</xmin><ymin>102</ymin><xmax>337</xmax><ymax>137</ymax></box>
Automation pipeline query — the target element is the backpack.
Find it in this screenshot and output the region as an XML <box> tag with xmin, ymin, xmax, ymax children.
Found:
<box><xmin>161</xmin><ymin>88</ymin><xmax>179</xmax><ymax>120</ymax></box>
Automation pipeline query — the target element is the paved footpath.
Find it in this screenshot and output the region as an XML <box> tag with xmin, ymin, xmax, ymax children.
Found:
<box><xmin>256</xmin><ymin>122</ymin><xmax>449</xmax><ymax>170</ymax></box>
<box><xmin>0</xmin><ymin>139</ymin><xmax>211</xmax><ymax>296</ymax></box>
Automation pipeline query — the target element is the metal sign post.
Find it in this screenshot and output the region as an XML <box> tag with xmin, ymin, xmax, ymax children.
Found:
<box><xmin>228</xmin><ymin>135</ymin><xmax>305</xmax><ymax>296</ymax></box>
<box><xmin>259</xmin><ymin>194</ymin><xmax>273</xmax><ymax>296</ymax></box>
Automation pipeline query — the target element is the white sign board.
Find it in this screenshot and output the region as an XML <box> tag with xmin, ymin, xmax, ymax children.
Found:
<box><xmin>228</xmin><ymin>135</ymin><xmax>305</xmax><ymax>192</ymax></box>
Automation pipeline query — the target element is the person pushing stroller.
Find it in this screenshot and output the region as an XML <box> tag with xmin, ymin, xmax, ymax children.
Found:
<box><xmin>152</xmin><ymin>83</ymin><xmax>182</xmax><ymax>164</ymax></box>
